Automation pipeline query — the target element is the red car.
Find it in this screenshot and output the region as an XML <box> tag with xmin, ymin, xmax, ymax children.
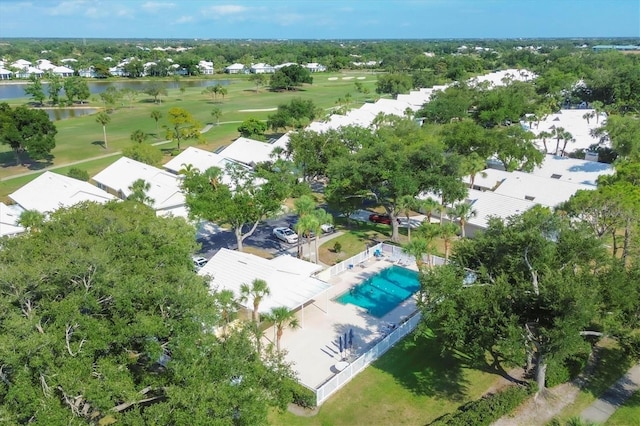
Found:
<box><xmin>369</xmin><ymin>213</ymin><xmax>399</xmax><ymax>225</ymax></box>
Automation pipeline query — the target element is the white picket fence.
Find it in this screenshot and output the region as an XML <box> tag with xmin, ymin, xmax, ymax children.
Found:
<box><xmin>314</xmin><ymin>312</ymin><xmax>422</xmax><ymax>406</ymax></box>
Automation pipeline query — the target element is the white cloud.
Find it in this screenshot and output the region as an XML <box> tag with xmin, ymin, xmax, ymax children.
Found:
<box><xmin>275</xmin><ymin>12</ymin><xmax>305</xmax><ymax>26</ymax></box>
<box><xmin>203</xmin><ymin>4</ymin><xmax>248</xmax><ymax>17</ymax></box>
<box><xmin>175</xmin><ymin>15</ymin><xmax>194</xmax><ymax>24</ymax></box>
<box><xmin>85</xmin><ymin>6</ymin><xmax>108</xmax><ymax>19</ymax></box>
<box><xmin>141</xmin><ymin>1</ymin><xmax>175</xmax><ymax>13</ymax></box>
<box><xmin>46</xmin><ymin>0</ymin><xmax>88</xmax><ymax>16</ymax></box>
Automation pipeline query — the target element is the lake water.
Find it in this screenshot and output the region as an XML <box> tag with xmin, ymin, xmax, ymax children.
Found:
<box><xmin>0</xmin><ymin>79</ymin><xmax>231</xmax><ymax>100</ymax></box>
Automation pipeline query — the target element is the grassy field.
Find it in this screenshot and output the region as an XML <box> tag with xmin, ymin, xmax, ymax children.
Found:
<box><xmin>319</xmin><ymin>218</ymin><xmax>448</xmax><ymax>265</ymax></box>
<box><xmin>0</xmin><ymin>72</ymin><xmax>379</xmax><ymax>196</ymax></box>
<box><xmin>606</xmin><ymin>389</ymin><xmax>640</xmax><ymax>425</ymax></box>
<box><xmin>269</xmin><ymin>333</ymin><xmax>505</xmax><ymax>426</ymax></box>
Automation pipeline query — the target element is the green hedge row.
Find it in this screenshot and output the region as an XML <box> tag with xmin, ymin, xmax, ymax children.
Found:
<box><xmin>429</xmin><ymin>383</ymin><xmax>533</xmax><ymax>426</ymax></box>
<box><xmin>285</xmin><ymin>379</ymin><xmax>317</xmax><ymax>409</ymax></box>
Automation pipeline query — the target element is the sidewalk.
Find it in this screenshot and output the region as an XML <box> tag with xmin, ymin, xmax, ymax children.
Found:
<box><xmin>580</xmin><ymin>363</ymin><xmax>640</xmax><ymax>424</ymax></box>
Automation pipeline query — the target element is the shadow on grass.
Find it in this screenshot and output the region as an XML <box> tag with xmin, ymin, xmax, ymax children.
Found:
<box><xmin>0</xmin><ymin>150</ymin><xmax>53</xmax><ymax>170</ymax></box>
<box><xmin>91</xmin><ymin>140</ymin><xmax>106</xmax><ymax>149</ymax></box>
<box><xmin>371</xmin><ymin>333</ymin><xmax>469</xmax><ymax>401</ymax></box>
<box><xmin>581</xmin><ymin>345</ymin><xmax>635</xmax><ymax>398</ymax></box>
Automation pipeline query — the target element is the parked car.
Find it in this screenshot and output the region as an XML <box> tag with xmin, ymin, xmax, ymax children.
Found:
<box><xmin>273</xmin><ymin>227</ymin><xmax>298</xmax><ymax>244</ymax></box>
<box><xmin>369</xmin><ymin>213</ymin><xmax>400</xmax><ymax>225</ymax></box>
<box><xmin>320</xmin><ymin>223</ymin><xmax>335</xmax><ymax>233</ymax></box>
<box><xmin>192</xmin><ymin>256</ymin><xmax>208</xmax><ymax>271</ymax></box>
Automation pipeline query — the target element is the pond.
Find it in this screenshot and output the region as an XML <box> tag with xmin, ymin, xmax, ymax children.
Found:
<box><xmin>0</xmin><ymin>79</ymin><xmax>231</xmax><ymax>100</ymax></box>
<box><xmin>39</xmin><ymin>107</ymin><xmax>101</xmax><ymax>121</ymax></box>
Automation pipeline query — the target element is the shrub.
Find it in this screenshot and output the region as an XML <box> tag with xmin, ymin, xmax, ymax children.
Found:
<box><xmin>284</xmin><ymin>379</ymin><xmax>316</xmax><ymax>408</ymax></box>
<box><xmin>333</xmin><ymin>242</ymin><xmax>342</xmax><ymax>253</ymax></box>
<box><xmin>430</xmin><ymin>384</ymin><xmax>533</xmax><ymax>426</ymax></box>
<box><xmin>67</xmin><ymin>167</ymin><xmax>90</xmax><ymax>181</ymax></box>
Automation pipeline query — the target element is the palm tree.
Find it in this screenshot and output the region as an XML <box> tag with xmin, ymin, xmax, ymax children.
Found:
<box><xmin>127</xmin><ymin>178</ymin><xmax>154</xmax><ymax>206</ymax></box>
<box><xmin>448</xmin><ymin>202</ymin><xmax>477</xmax><ymax>238</ymax></box>
<box><xmin>218</xmin><ymin>86</ymin><xmax>228</xmax><ymax>101</ymax></box>
<box><xmin>95</xmin><ymin>111</ymin><xmax>111</xmax><ymax>149</ymax></box>
<box><xmin>130</xmin><ymin>129</ymin><xmax>148</xmax><ymax>144</ymax></box>
<box><xmin>462</xmin><ymin>153</ymin><xmax>487</xmax><ymax>189</ymax></box>
<box><xmin>202</xmin><ymin>85</ymin><xmax>217</xmax><ymax>102</ymax></box>
<box><xmin>294</xmin><ymin>214</ymin><xmax>317</xmax><ymax>262</ymax></box>
<box><xmin>213</xmin><ymin>289</ymin><xmax>238</xmax><ymax>337</ymax></box>
<box><xmin>263</xmin><ymin>306</ymin><xmax>300</xmax><ymax>352</ymax></box>
<box><xmin>561</xmin><ymin>131</ymin><xmax>575</xmax><ymax>156</ymax></box>
<box><xmin>439</xmin><ymin>222</ymin><xmax>459</xmax><ymax>261</ymax></box>
<box><xmin>210</xmin><ymin>107</ymin><xmax>222</xmax><ymax>126</ymax></box>
<box><xmin>397</xmin><ymin>195</ymin><xmax>417</xmax><ymax>241</ymax></box>
<box><xmin>582</xmin><ymin>111</ymin><xmax>595</xmax><ymax>125</ymax></box>
<box><xmin>239</xmin><ymin>278</ymin><xmax>270</xmax><ymax>323</ymax></box>
<box><xmin>417</xmin><ymin>197</ymin><xmax>439</xmax><ymax>224</ymax></box>
<box><xmin>551</xmin><ymin>126</ymin><xmax>566</xmax><ymax>155</ymax></box>
<box><xmin>150</xmin><ymin>110</ymin><xmax>162</xmax><ymax>136</ymax></box>
<box><xmin>18</xmin><ymin>209</ymin><xmax>45</xmax><ymax>232</ymax></box>
<box><xmin>402</xmin><ymin>238</ymin><xmax>432</xmax><ymax>270</ymax></box>
<box><xmin>293</xmin><ymin>195</ymin><xmax>316</xmax><ymax>258</ymax></box>
<box><xmin>591</xmin><ymin>101</ymin><xmax>604</xmax><ymax>123</ymax></box>
<box><xmin>537</xmin><ymin>130</ymin><xmax>552</xmax><ymax>153</ymax></box>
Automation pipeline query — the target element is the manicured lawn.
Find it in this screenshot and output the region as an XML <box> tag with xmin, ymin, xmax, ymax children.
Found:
<box><xmin>268</xmin><ymin>333</ymin><xmax>505</xmax><ymax>425</ymax></box>
<box><xmin>606</xmin><ymin>389</ymin><xmax>640</xmax><ymax>425</ymax></box>
<box><xmin>0</xmin><ymin>72</ymin><xmax>379</xmax><ymax>181</ymax></box>
<box><xmin>550</xmin><ymin>339</ymin><xmax>636</xmax><ymax>422</ymax></box>
<box><xmin>318</xmin><ymin>218</ymin><xmax>448</xmax><ymax>265</ymax></box>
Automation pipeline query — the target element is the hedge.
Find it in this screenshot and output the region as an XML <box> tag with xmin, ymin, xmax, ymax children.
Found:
<box><xmin>429</xmin><ymin>383</ymin><xmax>533</xmax><ymax>426</ymax></box>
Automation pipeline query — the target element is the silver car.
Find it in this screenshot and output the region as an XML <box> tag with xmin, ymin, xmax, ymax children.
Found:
<box><xmin>273</xmin><ymin>227</ymin><xmax>298</xmax><ymax>244</ymax></box>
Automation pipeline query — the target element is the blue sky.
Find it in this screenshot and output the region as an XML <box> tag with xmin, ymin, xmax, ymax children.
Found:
<box><xmin>0</xmin><ymin>0</ymin><xmax>638</xmax><ymax>39</ymax></box>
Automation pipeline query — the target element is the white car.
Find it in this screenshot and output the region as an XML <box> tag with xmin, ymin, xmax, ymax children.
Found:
<box><xmin>192</xmin><ymin>256</ymin><xmax>208</xmax><ymax>271</ymax></box>
<box><xmin>273</xmin><ymin>227</ymin><xmax>298</xmax><ymax>244</ymax></box>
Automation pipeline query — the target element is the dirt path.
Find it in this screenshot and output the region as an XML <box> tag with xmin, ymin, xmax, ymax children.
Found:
<box><xmin>492</xmin><ymin>382</ymin><xmax>581</xmax><ymax>426</ymax></box>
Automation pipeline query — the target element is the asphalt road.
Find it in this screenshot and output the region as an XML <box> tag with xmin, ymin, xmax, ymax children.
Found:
<box><xmin>196</xmin><ymin>213</ymin><xmax>301</xmax><ymax>260</ymax></box>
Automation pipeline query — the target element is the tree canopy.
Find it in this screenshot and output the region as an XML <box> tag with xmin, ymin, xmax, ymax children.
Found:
<box><xmin>269</xmin><ymin>65</ymin><xmax>312</xmax><ymax>91</ymax></box>
<box><xmin>0</xmin><ymin>201</ymin><xmax>295</xmax><ymax>424</ymax></box>
<box><xmin>419</xmin><ymin>206</ymin><xmax>614</xmax><ymax>392</ymax></box>
<box><xmin>0</xmin><ymin>102</ymin><xmax>57</xmax><ymax>163</ymax></box>
<box><xmin>181</xmin><ymin>163</ymin><xmax>290</xmax><ymax>251</ymax></box>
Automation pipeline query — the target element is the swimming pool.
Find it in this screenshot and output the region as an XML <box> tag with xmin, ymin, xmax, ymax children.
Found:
<box><xmin>336</xmin><ymin>265</ymin><xmax>420</xmax><ymax>318</ymax></box>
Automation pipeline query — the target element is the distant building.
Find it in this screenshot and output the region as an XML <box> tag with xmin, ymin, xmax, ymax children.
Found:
<box><xmin>224</xmin><ymin>63</ymin><xmax>246</xmax><ymax>74</ymax></box>
<box><xmin>592</xmin><ymin>45</ymin><xmax>640</xmax><ymax>52</ymax></box>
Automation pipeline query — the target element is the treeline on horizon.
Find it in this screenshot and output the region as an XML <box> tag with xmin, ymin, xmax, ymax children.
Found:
<box><xmin>1</xmin><ymin>37</ymin><xmax>639</xmax><ymax>74</ymax></box>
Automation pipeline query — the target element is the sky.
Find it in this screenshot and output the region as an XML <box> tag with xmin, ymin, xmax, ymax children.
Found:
<box><xmin>0</xmin><ymin>0</ymin><xmax>638</xmax><ymax>40</ymax></box>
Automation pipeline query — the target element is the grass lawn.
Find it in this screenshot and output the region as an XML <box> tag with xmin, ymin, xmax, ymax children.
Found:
<box><xmin>606</xmin><ymin>389</ymin><xmax>640</xmax><ymax>425</ymax></box>
<box><xmin>0</xmin><ymin>72</ymin><xmax>379</xmax><ymax>185</ymax></box>
<box><xmin>319</xmin><ymin>218</ymin><xmax>449</xmax><ymax>265</ymax></box>
<box><xmin>550</xmin><ymin>339</ymin><xmax>637</xmax><ymax>422</ymax></box>
<box><xmin>268</xmin><ymin>333</ymin><xmax>506</xmax><ymax>425</ymax></box>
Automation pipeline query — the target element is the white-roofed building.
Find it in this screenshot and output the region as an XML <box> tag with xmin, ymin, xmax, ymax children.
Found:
<box><xmin>530</xmin><ymin>155</ymin><xmax>614</xmax><ymax>186</ymax></box>
<box><xmin>9</xmin><ymin>171</ymin><xmax>115</xmax><ymax>214</ymax></box>
<box><xmin>51</xmin><ymin>65</ymin><xmax>74</xmax><ymax>77</ymax></box>
<box><xmin>198</xmin><ymin>248</ymin><xmax>330</xmax><ymax>322</ymax></box>
<box><xmin>249</xmin><ymin>63</ymin><xmax>275</xmax><ymax>74</ymax></box>
<box><xmin>532</xmin><ymin>109</ymin><xmax>605</xmax><ymax>155</ymax></box>
<box><xmin>492</xmin><ymin>171</ymin><xmax>594</xmax><ymax>207</ymax></box>
<box><xmin>11</xmin><ymin>59</ymin><xmax>31</xmax><ymax>68</ymax></box>
<box><xmin>92</xmin><ymin>157</ymin><xmax>186</xmax><ymax>218</ymax></box>
<box><xmin>304</xmin><ymin>63</ymin><xmax>326</xmax><ymax>72</ymax></box>
<box><xmin>275</xmin><ymin>62</ymin><xmax>297</xmax><ymax>70</ymax></box>
<box><xmin>224</xmin><ymin>63</ymin><xmax>246</xmax><ymax>74</ymax></box>
<box><xmin>462</xmin><ymin>168</ymin><xmax>512</xmax><ymax>191</ymax></box>
<box><xmin>198</xmin><ymin>60</ymin><xmax>214</xmax><ymax>75</ymax></box>
<box><xmin>217</xmin><ymin>137</ymin><xmax>285</xmax><ymax>167</ymax></box>
<box><xmin>164</xmin><ymin>147</ymin><xmax>233</xmax><ymax>174</ymax></box>
<box><xmin>36</xmin><ymin>59</ymin><xmax>55</xmax><ymax>71</ymax></box>
<box><xmin>14</xmin><ymin>67</ymin><xmax>44</xmax><ymax>79</ymax></box>
<box><xmin>0</xmin><ymin>68</ymin><xmax>12</xmax><ymax>80</ymax></box>
<box><xmin>0</xmin><ymin>202</ymin><xmax>25</xmax><ymax>237</ymax></box>
<box><xmin>464</xmin><ymin>189</ymin><xmax>538</xmax><ymax>236</ymax></box>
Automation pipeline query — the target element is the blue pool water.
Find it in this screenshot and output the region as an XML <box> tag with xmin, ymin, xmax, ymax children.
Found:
<box><xmin>336</xmin><ymin>266</ymin><xmax>420</xmax><ymax>318</ymax></box>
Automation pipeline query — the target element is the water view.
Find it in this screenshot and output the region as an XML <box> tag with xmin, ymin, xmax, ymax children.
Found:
<box><xmin>0</xmin><ymin>79</ymin><xmax>230</xmax><ymax>100</ymax></box>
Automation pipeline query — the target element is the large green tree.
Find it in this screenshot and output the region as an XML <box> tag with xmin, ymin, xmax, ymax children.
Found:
<box><xmin>0</xmin><ymin>102</ymin><xmax>57</xmax><ymax>163</ymax></box>
<box><xmin>181</xmin><ymin>163</ymin><xmax>290</xmax><ymax>252</ymax></box>
<box><xmin>269</xmin><ymin>65</ymin><xmax>312</xmax><ymax>91</ymax></box>
<box><xmin>419</xmin><ymin>206</ymin><xmax>608</xmax><ymax>393</ymax></box>
<box><xmin>23</xmin><ymin>76</ymin><xmax>46</xmax><ymax>106</ymax></box>
<box><xmin>0</xmin><ymin>201</ymin><xmax>295</xmax><ymax>424</ymax></box>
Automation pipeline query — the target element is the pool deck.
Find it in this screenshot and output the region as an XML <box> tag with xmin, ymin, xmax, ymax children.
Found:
<box><xmin>263</xmin><ymin>258</ymin><xmax>420</xmax><ymax>390</ymax></box>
